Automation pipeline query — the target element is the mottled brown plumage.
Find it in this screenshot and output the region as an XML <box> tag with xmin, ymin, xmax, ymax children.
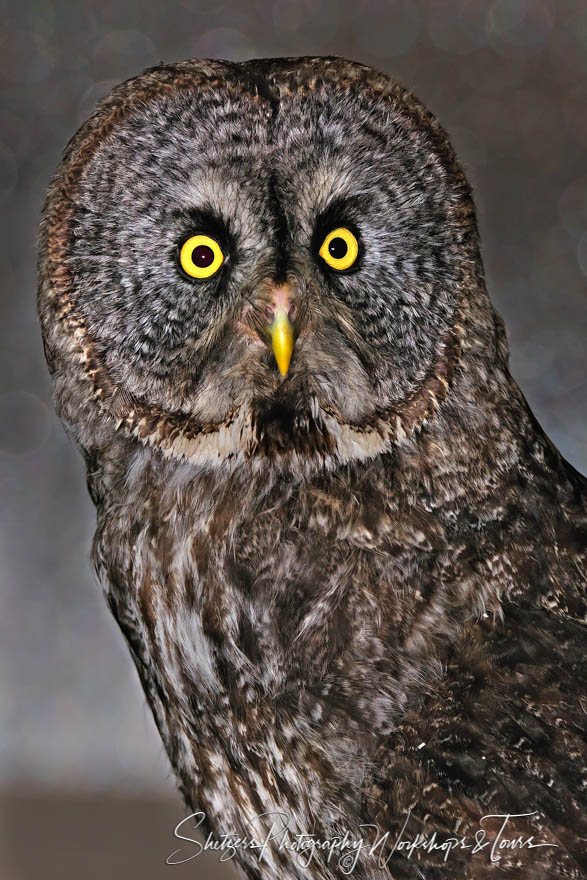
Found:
<box><xmin>38</xmin><ymin>57</ymin><xmax>586</xmax><ymax>878</ymax></box>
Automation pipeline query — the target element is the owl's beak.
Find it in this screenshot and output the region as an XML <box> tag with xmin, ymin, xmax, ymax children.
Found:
<box><xmin>264</xmin><ymin>287</ymin><xmax>296</xmax><ymax>377</ymax></box>
<box><xmin>268</xmin><ymin>310</ymin><xmax>294</xmax><ymax>376</ymax></box>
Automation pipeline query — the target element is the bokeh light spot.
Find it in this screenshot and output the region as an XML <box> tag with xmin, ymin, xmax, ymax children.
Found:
<box><xmin>353</xmin><ymin>0</ymin><xmax>420</xmax><ymax>58</ymax></box>
<box><xmin>486</xmin><ymin>0</ymin><xmax>554</xmax><ymax>58</ymax></box>
<box><xmin>427</xmin><ymin>1</ymin><xmax>487</xmax><ymax>54</ymax></box>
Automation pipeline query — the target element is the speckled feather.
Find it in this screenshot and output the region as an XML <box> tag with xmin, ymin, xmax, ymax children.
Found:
<box><xmin>38</xmin><ymin>57</ymin><xmax>586</xmax><ymax>879</ymax></box>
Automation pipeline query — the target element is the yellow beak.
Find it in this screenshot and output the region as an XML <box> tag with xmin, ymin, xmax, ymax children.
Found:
<box><xmin>269</xmin><ymin>308</ymin><xmax>294</xmax><ymax>377</ymax></box>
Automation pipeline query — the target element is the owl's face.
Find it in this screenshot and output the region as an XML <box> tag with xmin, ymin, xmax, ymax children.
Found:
<box><xmin>41</xmin><ymin>59</ymin><xmax>477</xmax><ymax>469</ymax></box>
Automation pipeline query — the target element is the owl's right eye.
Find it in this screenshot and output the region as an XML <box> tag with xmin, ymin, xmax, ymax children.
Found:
<box><xmin>177</xmin><ymin>234</ymin><xmax>224</xmax><ymax>279</ymax></box>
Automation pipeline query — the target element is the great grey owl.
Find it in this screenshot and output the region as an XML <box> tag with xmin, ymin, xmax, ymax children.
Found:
<box><xmin>38</xmin><ymin>57</ymin><xmax>586</xmax><ymax>879</ymax></box>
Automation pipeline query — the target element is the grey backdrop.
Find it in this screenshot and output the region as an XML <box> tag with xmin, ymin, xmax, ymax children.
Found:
<box><xmin>1</xmin><ymin>1</ymin><xmax>585</xmax><ymax>877</ymax></box>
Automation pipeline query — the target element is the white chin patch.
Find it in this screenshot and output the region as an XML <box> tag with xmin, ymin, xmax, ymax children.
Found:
<box><xmin>130</xmin><ymin>402</ymin><xmax>401</xmax><ymax>471</ymax></box>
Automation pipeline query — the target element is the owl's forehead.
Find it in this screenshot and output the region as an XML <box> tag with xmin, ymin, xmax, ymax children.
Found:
<box><xmin>83</xmin><ymin>83</ymin><xmax>413</xmax><ymax>240</ymax></box>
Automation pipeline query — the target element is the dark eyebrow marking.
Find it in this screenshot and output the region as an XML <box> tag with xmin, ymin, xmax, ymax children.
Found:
<box><xmin>170</xmin><ymin>205</ymin><xmax>238</xmax><ymax>271</ymax></box>
<box><xmin>173</xmin><ymin>205</ymin><xmax>231</xmax><ymax>242</ymax></box>
<box><xmin>311</xmin><ymin>195</ymin><xmax>367</xmax><ymax>254</ymax></box>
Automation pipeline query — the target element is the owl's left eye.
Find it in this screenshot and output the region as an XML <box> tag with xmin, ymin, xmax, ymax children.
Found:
<box><xmin>177</xmin><ymin>234</ymin><xmax>224</xmax><ymax>279</ymax></box>
<box><xmin>318</xmin><ymin>227</ymin><xmax>359</xmax><ymax>271</ymax></box>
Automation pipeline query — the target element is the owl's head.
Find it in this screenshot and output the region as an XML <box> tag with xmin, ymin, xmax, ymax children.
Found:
<box><xmin>39</xmin><ymin>57</ymin><xmax>492</xmax><ymax>473</ymax></box>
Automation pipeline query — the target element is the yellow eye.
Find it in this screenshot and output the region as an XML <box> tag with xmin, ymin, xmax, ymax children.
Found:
<box><xmin>318</xmin><ymin>227</ymin><xmax>359</xmax><ymax>271</ymax></box>
<box><xmin>178</xmin><ymin>234</ymin><xmax>224</xmax><ymax>279</ymax></box>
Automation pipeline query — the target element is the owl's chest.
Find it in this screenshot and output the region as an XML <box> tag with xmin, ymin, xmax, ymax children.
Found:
<box><xmin>182</xmin><ymin>507</ymin><xmax>385</xmax><ymax>696</ymax></box>
<box><xmin>127</xmin><ymin>501</ymin><xmax>435</xmax><ymax>747</ymax></box>
<box><xmin>97</xmin><ymin>459</ymin><xmax>454</xmax><ymax>753</ymax></box>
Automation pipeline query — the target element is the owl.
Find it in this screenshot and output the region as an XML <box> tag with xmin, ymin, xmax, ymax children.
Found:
<box><xmin>38</xmin><ymin>57</ymin><xmax>586</xmax><ymax>879</ymax></box>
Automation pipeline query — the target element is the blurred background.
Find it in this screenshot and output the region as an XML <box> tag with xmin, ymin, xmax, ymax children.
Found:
<box><xmin>1</xmin><ymin>0</ymin><xmax>585</xmax><ymax>877</ymax></box>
